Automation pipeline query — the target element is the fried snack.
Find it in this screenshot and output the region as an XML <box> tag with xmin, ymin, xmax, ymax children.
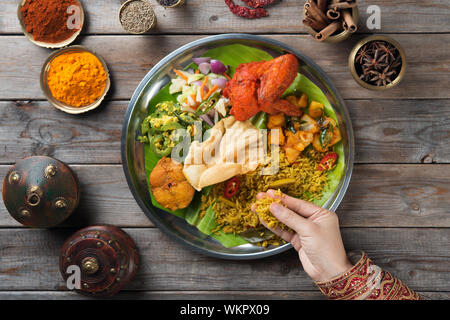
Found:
<box><xmin>224</xmin><ymin>54</ymin><xmax>303</xmax><ymax>120</ymax></box>
<box><xmin>150</xmin><ymin>157</ymin><xmax>195</xmax><ymax>211</ymax></box>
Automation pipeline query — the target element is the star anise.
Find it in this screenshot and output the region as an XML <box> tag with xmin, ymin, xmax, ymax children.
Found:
<box><xmin>390</xmin><ymin>56</ymin><xmax>402</xmax><ymax>69</ymax></box>
<box><xmin>359</xmin><ymin>66</ymin><xmax>372</xmax><ymax>82</ymax></box>
<box><xmin>368</xmin><ymin>65</ymin><xmax>396</xmax><ymax>86</ymax></box>
<box><xmin>355</xmin><ymin>43</ymin><xmax>373</xmax><ymax>64</ymax></box>
<box><xmin>362</xmin><ymin>49</ymin><xmax>388</xmax><ymax>71</ymax></box>
<box><xmin>378</xmin><ymin>42</ymin><xmax>398</xmax><ymax>63</ymax></box>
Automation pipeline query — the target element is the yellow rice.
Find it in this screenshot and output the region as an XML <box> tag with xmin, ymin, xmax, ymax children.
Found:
<box><xmin>253</xmin><ymin>190</ymin><xmax>287</xmax><ymax>230</ymax></box>
<box><xmin>200</xmin><ymin>148</ymin><xmax>329</xmax><ymax>239</ymax></box>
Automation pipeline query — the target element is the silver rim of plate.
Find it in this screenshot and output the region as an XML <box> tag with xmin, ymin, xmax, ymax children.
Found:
<box><xmin>121</xmin><ymin>34</ymin><xmax>355</xmax><ymax>260</ymax></box>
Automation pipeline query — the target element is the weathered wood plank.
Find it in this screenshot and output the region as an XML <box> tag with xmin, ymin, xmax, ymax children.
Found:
<box><xmin>0</xmin><ymin>228</ymin><xmax>448</xmax><ymax>291</ymax></box>
<box><xmin>0</xmin><ymin>34</ymin><xmax>448</xmax><ymax>100</ymax></box>
<box><xmin>349</xmin><ymin>99</ymin><xmax>450</xmax><ymax>164</ymax></box>
<box><xmin>0</xmin><ymin>164</ymin><xmax>449</xmax><ymax>227</ymax></box>
<box><xmin>1</xmin><ymin>0</ymin><xmax>449</xmax><ymax>34</ymax></box>
<box><xmin>0</xmin><ymin>101</ymin><xmax>124</xmax><ymax>164</ymax></box>
<box><xmin>0</xmin><ymin>290</ymin><xmax>447</xmax><ymax>300</ymax></box>
<box><xmin>337</xmin><ymin>164</ymin><xmax>450</xmax><ymax>227</ymax></box>
<box><xmin>1</xmin><ymin>99</ymin><xmax>449</xmax><ymax>164</ymax></box>
<box><xmin>0</xmin><ymin>290</ymin><xmax>326</xmax><ymax>300</ymax></box>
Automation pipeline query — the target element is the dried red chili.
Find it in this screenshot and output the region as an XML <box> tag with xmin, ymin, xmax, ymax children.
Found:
<box><xmin>318</xmin><ymin>152</ymin><xmax>338</xmax><ymax>171</ymax></box>
<box><xmin>224</xmin><ymin>177</ymin><xmax>240</xmax><ymax>198</ymax></box>
<box><xmin>241</xmin><ymin>0</ymin><xmax>276</xmax><ymax>8</ymax></box>
<box><xmin>224</xmin><ymin>0</ymin><xmax>268</xmax><ymax>19</ymax></box>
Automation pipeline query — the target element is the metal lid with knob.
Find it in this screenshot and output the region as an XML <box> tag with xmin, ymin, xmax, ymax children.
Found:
<box><xmin>59</xmin><ymin>225</ymin><xmax>139</xmax><ymax>297</ymax></box>
<box><xmin>2</xmin><ymin>156</ymin><xmax>80</xmax><ymax>228</ymax></box>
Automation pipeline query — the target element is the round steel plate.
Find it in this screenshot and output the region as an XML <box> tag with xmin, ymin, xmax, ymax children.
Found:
<box><xmin>121</xmin><ymin>34</ymin><xmax>354</xmax><ymax>260</ymax></box>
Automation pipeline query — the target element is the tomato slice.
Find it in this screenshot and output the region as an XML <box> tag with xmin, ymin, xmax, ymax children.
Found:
<box><xmin>318</xmin><ymin>152</ymin><xmax>338</xmax><ymax>171</ymax></box>
<box><xmin>224</xmin><ymin>177</ymin><xmax>240</xmax><ymax>198</ymax></box>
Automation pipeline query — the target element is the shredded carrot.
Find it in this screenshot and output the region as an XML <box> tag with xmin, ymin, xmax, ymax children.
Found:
<box><xmin>174</xmin><ymin>69</ymin><xmax>189</xmax><ymax>82</ymax></box>
<box><xmin>190</xmin><ymin>94</ymin><xmax>198</xmax><ymax>109</ymax></box>
<box><xmin>223</xmin><ymin>73</ymin><xmax>232</xmax><ymax>81</ymax></box>
<box><xmin>200</xmin><ymin>76</ymin><xmax>209</xmax><ymax>100</ymax></box>
<box><xmin>204</xmin><ymin>85</ymin><xmax>219</xmax><ymax>100</ymax></box>
<box><xmin>195</xmin><ymin>69</ymin><xmax>200</xmax><ymax>74</ymax></box>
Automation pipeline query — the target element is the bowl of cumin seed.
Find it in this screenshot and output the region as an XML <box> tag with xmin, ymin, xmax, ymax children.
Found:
<box><xmin>119</xmin><ymin>0</ymin><xmax>156</xmax><ymax>34</ymax></box>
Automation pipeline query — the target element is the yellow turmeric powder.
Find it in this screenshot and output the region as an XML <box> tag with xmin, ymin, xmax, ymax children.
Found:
<box><xmin>47</xmin><ymin>51</ymin><xmax>107</xmax><ymax>107</ymax></box>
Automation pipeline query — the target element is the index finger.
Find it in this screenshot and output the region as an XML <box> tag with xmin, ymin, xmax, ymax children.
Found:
<box><xmin>266</xmin><ymin>189</ymin><xmax>324</xmax><ymax>218</ymax></box>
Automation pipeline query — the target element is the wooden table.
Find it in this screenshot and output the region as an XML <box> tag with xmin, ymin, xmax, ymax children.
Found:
<box><xmin>0</xmin><ymin>0</ymin><xmax>449</xmax><ymax>300</ymax></box>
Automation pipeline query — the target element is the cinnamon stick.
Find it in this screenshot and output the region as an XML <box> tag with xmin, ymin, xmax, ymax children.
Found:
<box><xmin>328</xmin><ymin>1</ymin><xmax>357</xmax><ymax>10</ymax></box>
<box><xmin>304</xmin><ymin>0</ymin><xmax>330</xmax><ymax>25</ymax></box>
<box><xmin>303</xmin><ymin>16</ymin><xmax>327</xmax><ymax>31</ymax></box>
<box><xmin>304</xmin><ymin>8</ymin><xmax>328</xmax><ymax>28</ymax></box>
<box><xmin>326</xmin><ymin>9</ymin><xmax>341</xmax><ymax>20</ymax></box>
<box><xmin>342</xmin><ymin>9</ymin><xmax>357</xmax><ymax>33</ymax></box>
<box><xmin>315</xmin><ymin>21</ymin><xmax>341</xmax><ymax>42</ymax></box>
<box><xmin>317</xmin><ymin>0</ymin><xmax>327</xmax><ymax>12</ymax></box>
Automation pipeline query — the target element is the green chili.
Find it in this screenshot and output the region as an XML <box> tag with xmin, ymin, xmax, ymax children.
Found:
<box><xmin>196</xmin><ymin>92</ymin><xmax>221</xmax><ymax>116</ymax></box>
<box><xmin>141</xmin><ymin>118</ymin><xmax>150</xmax><ymax>135</ymax></box>
<box><xmin>150</xmin><ymin>134</ymin><xmax>172</xmax><ymax>158</ymax></box>
<box><xmin>251</xmin><ymin>112</ymin><xmax>268</xmax><ymax>129</ymax></box>
<box><xmin>157</xmin><ymin>122</ymin><xmax>183</xmax><ymax>132</ymax></box>
<box><xmin>175</xmin><ymin>112</ymin><xmax>197</xmax><ymax>125</ymax></box>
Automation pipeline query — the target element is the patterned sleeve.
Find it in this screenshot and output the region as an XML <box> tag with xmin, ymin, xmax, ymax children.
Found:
<box><xmin>314</xmin><ymin>251</ymin><xmax>420</xmax><ymax>300</ymax></box>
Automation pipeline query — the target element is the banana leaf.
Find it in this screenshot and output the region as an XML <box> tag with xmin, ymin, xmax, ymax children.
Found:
<box><xmin>143</xmin><ymin>44</ymin><xmax>344</xmax><ymax>248</ymax></box>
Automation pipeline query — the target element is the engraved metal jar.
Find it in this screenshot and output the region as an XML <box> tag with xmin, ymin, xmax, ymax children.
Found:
<box><xmin>59</xmin><ymin>225</ymin><xmax>139</xmax><ymax>297</ymax></box>
<box><xmin>2</xmin><ymin>156</ymin><xmax>80</xmax><ymax>228</ymax></box>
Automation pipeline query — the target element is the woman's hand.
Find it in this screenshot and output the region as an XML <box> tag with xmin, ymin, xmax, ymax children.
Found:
<box><xmin>253</xmin><ymin>189</ymin><xmax>352</xmax><ymax>282</ymax></box>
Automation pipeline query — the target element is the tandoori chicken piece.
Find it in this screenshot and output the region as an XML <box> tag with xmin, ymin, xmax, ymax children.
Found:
<box><xmin>224</xmin><ymin>61</ymin><xmax>263</xmax><ymax>121</ymax></box>
<box><xmin>150</xmin><ymin>157</ymin><xmax>195</xmax><ymax>211</ymax></box>
<box><xmin>258</xmin><ymin>54</ymin><xmax>299</xmax><ymax>105</ymax></box>
<box><xmin>224</xmin><ymin>54</ymin><xmax>302</xmax><ymax>121</ymax></box>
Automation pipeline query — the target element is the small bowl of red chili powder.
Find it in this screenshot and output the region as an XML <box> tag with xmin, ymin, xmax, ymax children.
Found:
<box><xmin>18</xmin><ymin>0</ymin><xmax>85</xmax><ymax>49</ymax></box>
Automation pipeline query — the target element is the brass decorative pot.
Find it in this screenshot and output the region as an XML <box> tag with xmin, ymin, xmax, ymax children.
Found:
<box><xmin>59</xmin><ymin>225</ymin><xmax>139</xmax><ymax>297</ymax></box>
<box><xmin>2</xmin><ymin>156</ymin><xmax>80</xmax><ymax>228</ymax></box>
<box><xmin>348</xmin><ymin>35</ymin><xmax>407</xmax><ymax>90</ymax></box>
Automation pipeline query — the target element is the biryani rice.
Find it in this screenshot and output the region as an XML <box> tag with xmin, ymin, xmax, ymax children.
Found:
<box><xmin>254</xmin><ymin>190</ymin><xmax>287</xmax><ymax>230</ymax></box>
<box><xmin>200</xmin><ymin>148</ymin><xmax>329</xmax><ymax>237</ymax></box>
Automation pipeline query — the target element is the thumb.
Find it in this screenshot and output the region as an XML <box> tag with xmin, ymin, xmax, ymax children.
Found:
<box><xmin>270</xmin><ymin>202</ymin><xmax>315</xmax><ymax>236</ymax></box>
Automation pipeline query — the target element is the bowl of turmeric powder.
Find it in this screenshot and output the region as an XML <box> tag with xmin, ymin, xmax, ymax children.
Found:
<box><xmin>40</xmin><ymin>46</ymin><xmax>111</xmax><ymax>114</ymax></box>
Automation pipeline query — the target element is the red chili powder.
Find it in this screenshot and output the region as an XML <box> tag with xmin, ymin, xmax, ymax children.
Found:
<box><xmin>20</xmin><ymin>0</ymin><xmax>80</xmax><ymax>43</ymax></box>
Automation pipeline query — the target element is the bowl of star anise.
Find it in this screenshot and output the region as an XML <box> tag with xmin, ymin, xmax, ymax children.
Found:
<box><xmin>349</xmin><ymin>35</ymin><xmax>406</xmax><ymax>90</ymax></box>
